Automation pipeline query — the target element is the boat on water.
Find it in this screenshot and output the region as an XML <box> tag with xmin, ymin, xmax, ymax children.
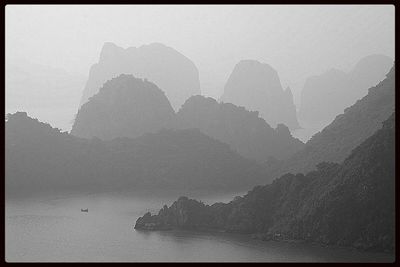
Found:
<box><xmin>81</xmin><ymin>208</ymin><xmax>89</xmax><ymax>212</ymax></box>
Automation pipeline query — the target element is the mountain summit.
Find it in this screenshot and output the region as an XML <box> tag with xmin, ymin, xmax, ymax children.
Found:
<box><xmin>80</xmin><ymin>42</ymin><xmax>200</xmax><ymax>110</ymax></box>
<box><xmin>71</xmin><ymin>74</ymin><xmax>175</xmax><ymax>140</ymax></box>
<box><xmin>220</xmin><ymin>60</ymin><xmax>300</xmax><ymax>130</ymax></box>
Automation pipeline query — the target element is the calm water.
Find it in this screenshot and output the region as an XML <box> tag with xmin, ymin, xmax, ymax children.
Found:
<box><xmin>5</xmin><ymin>192</ymin><xmax>394</xmax><ymax>262</ymax></box>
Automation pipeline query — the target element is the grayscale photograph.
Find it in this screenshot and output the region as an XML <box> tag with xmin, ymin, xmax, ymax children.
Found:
<box><xmin>5</xmin><ymin>4</ymin><xmax>395</xmax><ymax>262</ymax></box>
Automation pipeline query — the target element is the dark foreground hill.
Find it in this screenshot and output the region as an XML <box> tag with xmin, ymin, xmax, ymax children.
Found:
<box><xmin>135</xmin><ymin>113</ymin><xmax>395</xmax><ymax>253</ymax></box>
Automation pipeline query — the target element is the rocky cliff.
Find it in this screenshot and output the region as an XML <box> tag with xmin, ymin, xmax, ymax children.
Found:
<box><xmin>221</xmin><ymin>60</ymin><xmax>300</xmax><ymax>130</ymax></box>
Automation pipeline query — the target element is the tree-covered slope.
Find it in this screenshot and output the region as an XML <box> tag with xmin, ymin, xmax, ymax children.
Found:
<box><xmin>271</xmin><ymin>65</ymin><xmax>394</xmax><ymax>176</ymax></box>
<box><xmin>135</xmin><ymin>113</ymin><xmax>395</xmax><ymax>253</ymax></box>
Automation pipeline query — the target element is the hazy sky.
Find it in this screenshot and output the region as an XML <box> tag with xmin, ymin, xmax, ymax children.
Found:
<box><xmin>6</xmin><ymin>5</ymin><xmax>395</xmax><ymax>103</ymax></box>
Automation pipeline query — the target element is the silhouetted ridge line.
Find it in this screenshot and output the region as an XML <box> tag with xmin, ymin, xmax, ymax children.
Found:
<box><xmin>80</xmin><ymin>42</ymin><xmax>200</xmax><ymax>110</ymax></box>
<box><xmin>71</xmin><ymin>74</ymin><xmax>175</xmax><ymax>140</ymax></box>
<box><xmin>268</xmin><ymin>64</ymin><xmax>395</xmax><ymax>177</ymax></box>
<box><xmin>173</xmin><ymin>95</ymin><xmax>304</xmax><ymax>162</ymax></box>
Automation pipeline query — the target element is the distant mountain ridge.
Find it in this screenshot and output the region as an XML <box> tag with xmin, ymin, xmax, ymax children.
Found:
<box><xmin>299</xmin><ymin>54</ymin><xmax>393</xmax><ymax>126</ymax></box>
<box><xmin>80</xmin><ymin>42</ymin><xmax>200</xmax><ymax>110</ymax></box>
<box><xmin>71</xmin><ymin>74</ymin><xmax>304</xmax><ymax>162</ymax></box>
<box><xmin>173</xmin><ymin>95</ymin><xmax>304</xmax><ymax>161</ymax></box>
<box><xmin>221</xmin><ymin>60</ymin><xmax>300</xmax><ymax>130</ymax></box>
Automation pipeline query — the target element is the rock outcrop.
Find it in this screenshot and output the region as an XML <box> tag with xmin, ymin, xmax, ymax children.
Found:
<box><xmin>220</xmin><ymin>60</ymin><xmax>300</xmax><ymax>130</ymax></box>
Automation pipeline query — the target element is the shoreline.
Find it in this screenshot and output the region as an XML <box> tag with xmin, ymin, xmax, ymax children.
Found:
<box><xmin>134</xmin><ymin>226</ymin><xmax>395</xmax><ymax>256</ymax></box>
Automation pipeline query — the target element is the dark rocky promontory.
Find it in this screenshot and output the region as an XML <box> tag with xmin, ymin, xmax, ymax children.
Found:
<box><xmin>135</xmin><ymin>112</ymin><xmax>395</xmax><ymax>253</ymax></box>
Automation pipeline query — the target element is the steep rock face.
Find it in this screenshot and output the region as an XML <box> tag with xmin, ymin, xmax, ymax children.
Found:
<box><xmin>172</xmin><ymin>95</ymin><xmax>304</xmax><ymax>161</ymax></box>
<box><xmin>135</xmin><ymin>113</ymin><xmax>395</xmax><ymax>252</ymax></box>
<box><xmin>71</xmin><ymin>74</ymin><xmax>175</xmax><ymax>140</ymax></box>
<box><xmin>274</xmin><ymin>65</ymin><xmax>395</xmax><ymax>176</ymax></box>
<box><xmin>299</xmin><ymin>54</ymin><xmax>393</xmax><ymax>126</ymax></box>
<box><xmin>220</xmin><ymin>60</ymin><xmax>300</xmax><ymax>130</ymax></box>
<box><xmin>80</xmin><ymin>42</ymin><xmax>200</xmax><ymax>110</ymax></box>
<box><xmin>7</xmin><ymin>112</ymin><xmax>271</xmax><ymax>196</ymax></box>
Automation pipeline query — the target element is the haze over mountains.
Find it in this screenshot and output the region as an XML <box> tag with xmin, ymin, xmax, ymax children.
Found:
<box><xmin>268</xmin><ymin>65</ymin><xmax>395</xmax><ymax>177</ymax></box>
<box><xmin>6</xmin><ymin>60</ymin><xmax>86</xmax><ymax>131</ymax></box>
<box><xmin>221</xmin><ymin>60</ymin><xmax>300</xmax><ymax>130</ymax></box>
<box><xmin>298</xmin><ymin>54</ymin><xmax>393</xmax><ymax>128</ymax></box>
<box><xmin>6</xmin><ymin>41</ymin><xmax>392</xmax><ymax>141</ymax></box>
<box><xmin>80</xmin><ymin>42</ymin><xmax>200</xmax><ymax>110</ymax></box>
<box><xmin>6</xmin><ymin>6</ymin><xmax>395</xmax><ymax>262</ymax></box>
<box><xmin>71</xmin><ymin>74</ymin><xmax>304</xmax><ymax>162</ymax></box>
<box><xmin>9</xmin><ymin>62</ymin><xmax>394</xmax><ymax>199</ymax></box>
<box><xmin>7</xmin><ymin>44</ymin><xmax>394</xmax><ymax>186</ymax></box>
<box><xmin>5</xmin><ymin>43</ymin><xmax>395</xmax><ymax>257</ymax></box>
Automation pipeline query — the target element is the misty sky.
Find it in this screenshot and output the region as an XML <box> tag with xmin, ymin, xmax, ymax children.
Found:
<box><xmin>6</xmin><ymin>5</ymin><xmax>394</xmax><ymax>103</ymax></box>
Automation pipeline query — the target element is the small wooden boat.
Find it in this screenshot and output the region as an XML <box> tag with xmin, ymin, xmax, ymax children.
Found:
<box><xmin>81</xmin><ymin>208</ymin><xmax>89</xmax><ymax>212</ymax></box>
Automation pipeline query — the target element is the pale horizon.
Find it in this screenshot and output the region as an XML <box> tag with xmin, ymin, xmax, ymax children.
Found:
<box><xmin>6</xmin><ymin>5</ymin><xmax>394</xmax><ymax>104</ymax></box>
